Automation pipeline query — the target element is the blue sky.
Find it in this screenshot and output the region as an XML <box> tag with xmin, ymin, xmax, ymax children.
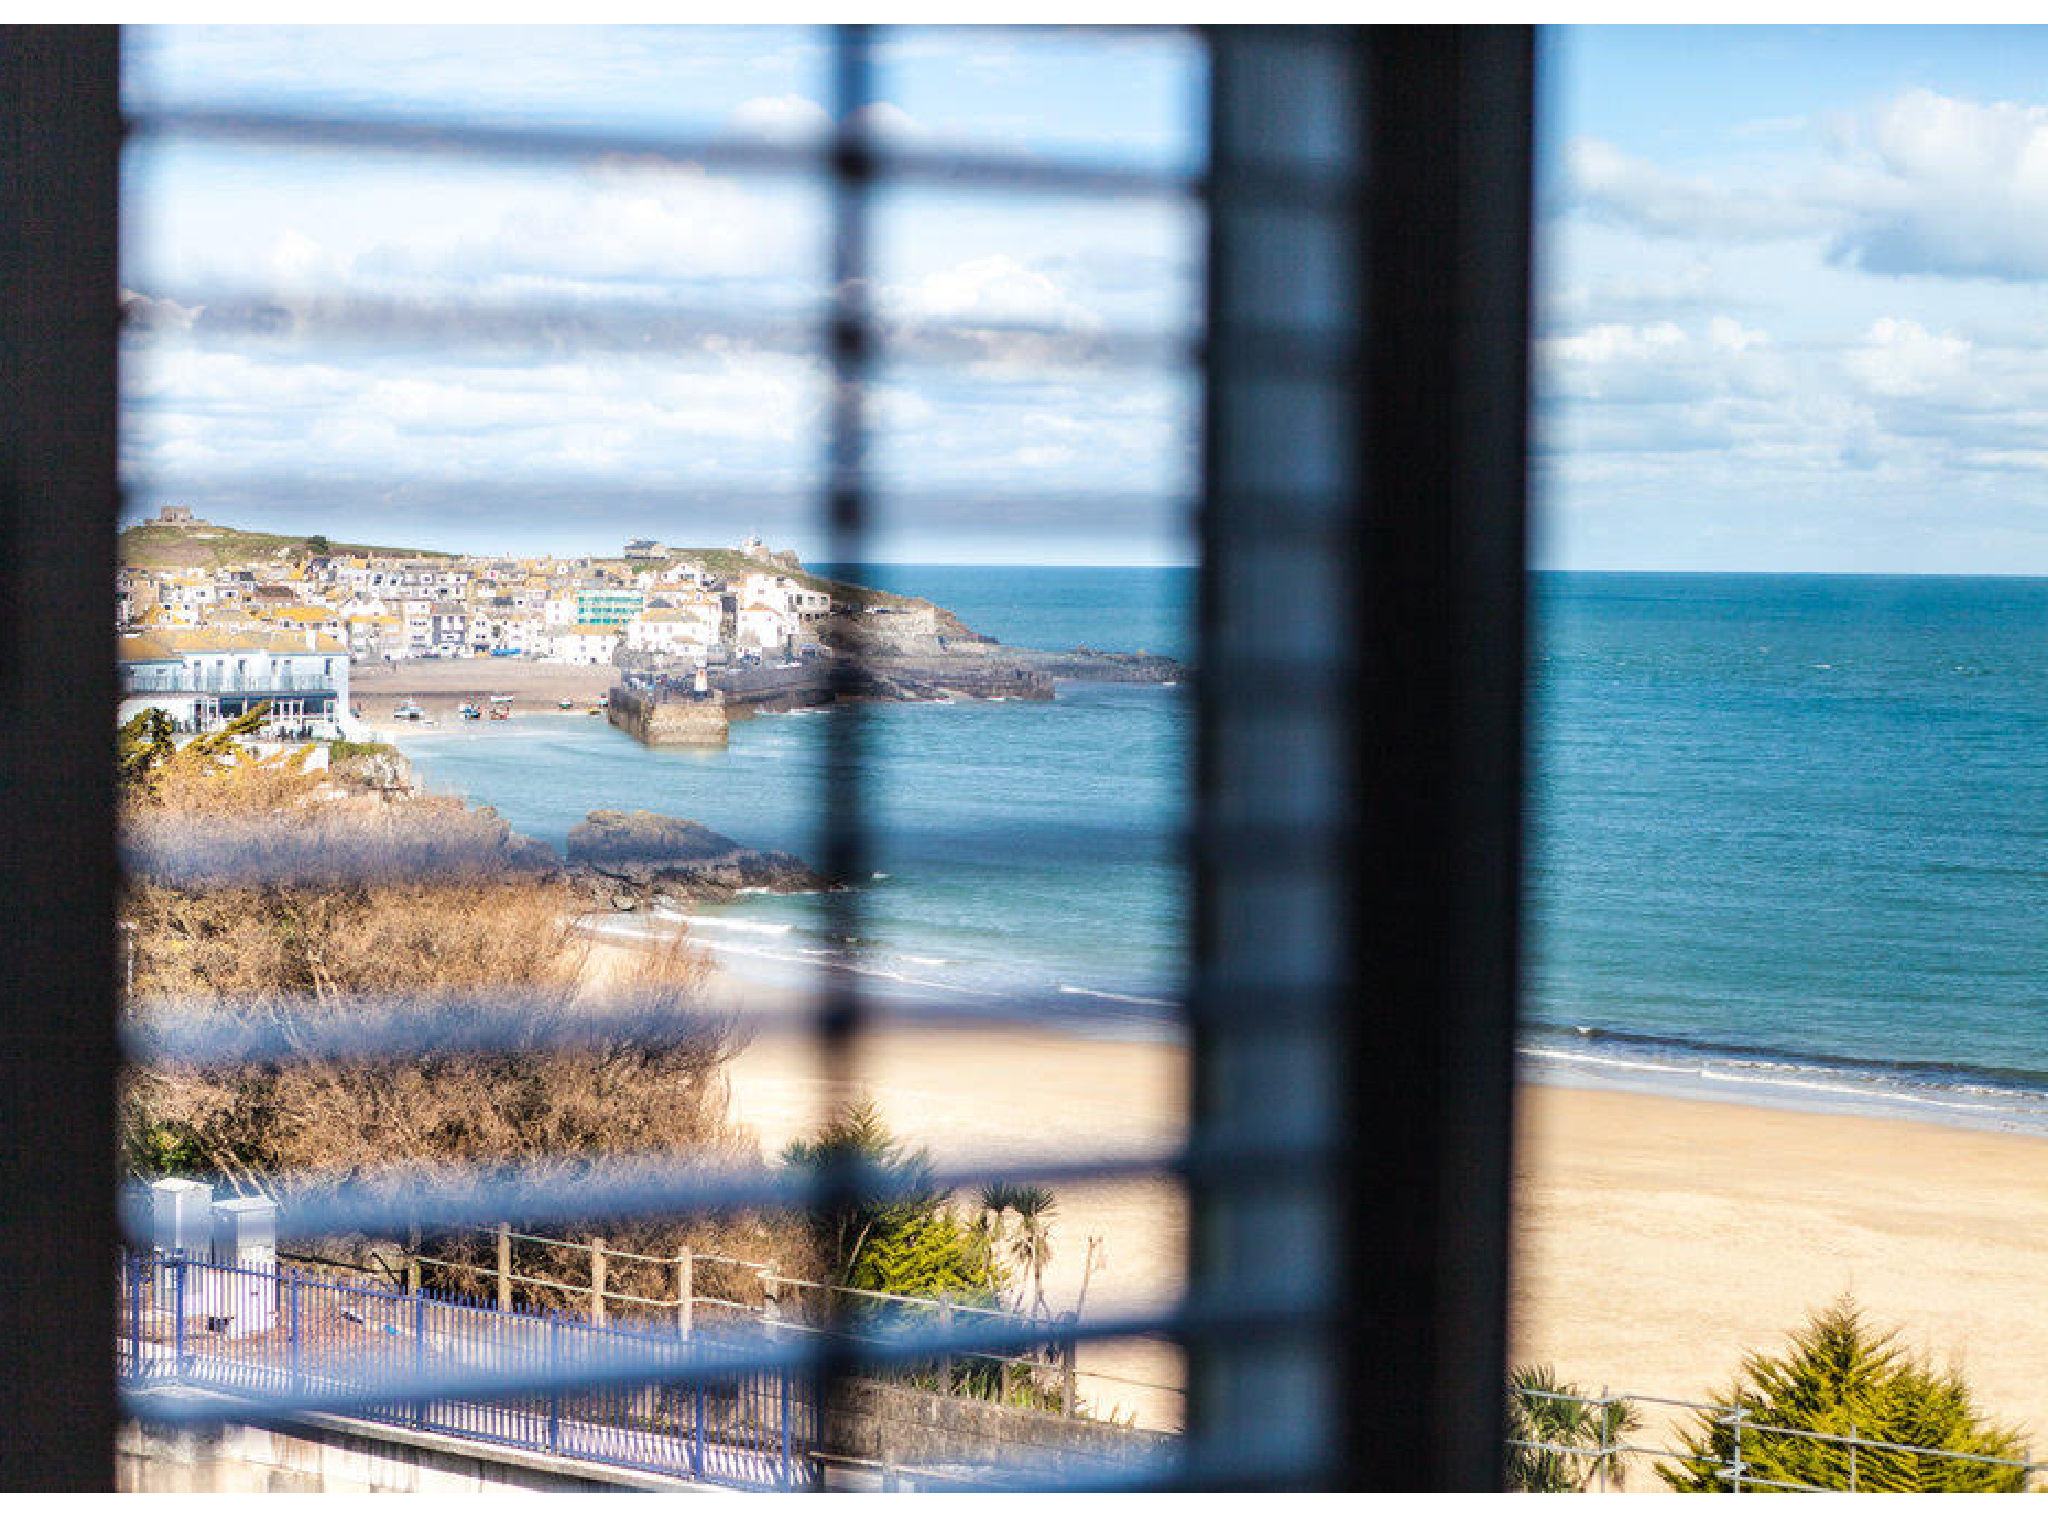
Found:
<box><xmin>121</xmin><ymin>26</ymin><xmax>2048</xmax><ymax>571</ymax></box>
<box><xmin>121</xmin><ymin>25</ymin><xmax>1203</xmax><ymax>564</ymax></box>
<box><xmin>1541</xmin><ymin>26</ymin><xmax>2048</xmax><ymax>573</ymax></box>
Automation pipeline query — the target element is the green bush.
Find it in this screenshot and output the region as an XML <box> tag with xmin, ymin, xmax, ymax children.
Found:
<box><xmin>782</xmin><ymin>1098</ymin><xmax>1000</xmax><ymax>1304</ymax></box>
<box><xmin>326</xmin><ymin>739</ymin><xmax>395</xmax><ymax>764</ymax></box>
<box><xmin>1662</xmin><ymin>1297</ymin><xmax>2029</xmax><ymax>1492</ymax></box>
<box><xmin>781</xmin><ymin>1102</ymin><xmax>1074</xmax><ymax>1408</ymax></box>
<box><xmin>1505</xmin><ymin>1364</ymin><xmax>1639</xmax><ymax>1491</ymax></box>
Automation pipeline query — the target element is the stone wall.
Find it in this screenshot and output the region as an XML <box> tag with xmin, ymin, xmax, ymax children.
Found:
<box><xmin>820</xmin><ymin>1379</ymin><xmax>1175</xmax><ymax>1482</ymax></box>
<box><xmin>855</xmin><ymin>606</ymin><xmax>949</xmax><ymax>655</ymax></box>
<box><xmin>606</xmin><ymin>685</ymin><xmax>729</xmax><ymax>747</ymax></box>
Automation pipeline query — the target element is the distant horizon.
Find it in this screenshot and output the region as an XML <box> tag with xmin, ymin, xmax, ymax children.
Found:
<box><xmin>116</xmin><ymin>513</ymin><xmax>2048</xmax><ymax>578</ymax></box>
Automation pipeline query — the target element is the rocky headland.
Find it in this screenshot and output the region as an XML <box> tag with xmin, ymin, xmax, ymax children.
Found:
<box><xmin>564</xmin><ymin>808</ymin><xmax>822</xmax><ymax>909</ymax></box>
<box><xmin>324</xmin><ymin>746</ymin><xmax>826</xmax><ymax>909</ymax></box>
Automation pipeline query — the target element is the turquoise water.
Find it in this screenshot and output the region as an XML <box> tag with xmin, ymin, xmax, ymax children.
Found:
<box><xmin>1528</xmin><ymin>572</ymin><xmax>2048</xmax><ymax>1125</ymax></box>
<box><xmin>400</xmin><ymin>567</ymin><xmax>1191</xmax><ymax>1033</ymax></box>
<box><xmin>400</xmin><ymin>568</ymin><xmax>2048</xmax><ymax>1122</ymax></box>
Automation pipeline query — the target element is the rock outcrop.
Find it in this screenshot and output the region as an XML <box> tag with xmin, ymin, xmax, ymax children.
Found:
<box><xmin>325</xmin><ymin>742</ymin><xmax>421</xmax><ymax>799</ymax></box>
<box><xmin>565</xmin><ymin>809</ymin><xmax>823</xmax><ymax>909</ymax></box>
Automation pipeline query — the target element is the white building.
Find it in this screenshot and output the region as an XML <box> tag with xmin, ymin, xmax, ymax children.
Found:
<box><xmin>737</xmin><ymin>602</ymin><xmax>796</xmax><ymax>655</ymax></box>
<box><xmin>118</xmin><ymin>628</ymin><xmax>352</xmax><ymax>736</ymax></box>
<box><xmin>543</xmin><ymin>623</ymin><xmax>622</xmax><ymax>666</ymax></box>
<box><xmin>626</xmin><ymin>605</ymin><xmax>720</xmax><ymax>657</ymax></box>
<box><xmin>739</xmin><ymin>572</ymin><xmax>830</xmax><ymax>620</ymax></box>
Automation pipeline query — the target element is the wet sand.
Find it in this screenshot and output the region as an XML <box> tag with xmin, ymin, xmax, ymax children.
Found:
<box><xmin>351</xmin><ymin>658</ymin><xmax>619</xmax><ymax>721</ymax></box>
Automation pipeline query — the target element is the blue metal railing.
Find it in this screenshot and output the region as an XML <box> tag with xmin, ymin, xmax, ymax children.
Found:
<box><xmin>121</xmin><ymin>1251</ymin><xmax>810</xmax><ymax>1490</ymax></box>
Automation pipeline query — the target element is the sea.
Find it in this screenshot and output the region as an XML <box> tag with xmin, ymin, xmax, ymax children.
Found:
<box><xmin>400</xmin><ymin>566</ymin><xmax>1194</xmax><ymax>1039</ymax></box>
<box><xmin>397</xmin><ymin>567</ymin><xmax>2048</xmax><ymax>1131</ymax></box>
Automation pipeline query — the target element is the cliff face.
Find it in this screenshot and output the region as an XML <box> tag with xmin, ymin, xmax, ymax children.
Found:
<box><xmin>841</xmin><ymin>602</ymin><xmax>982</xmax><ymax>656</ymax></box>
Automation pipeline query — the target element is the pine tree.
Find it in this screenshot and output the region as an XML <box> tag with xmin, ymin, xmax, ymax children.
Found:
<box><xmin>782</xmin><ymin>1098</ymin><xmax>1002</xmax><ymax>1303</ymax></box>
<box><xmin>1662</xmin><ymin>1296</ymin><xmax>2028</xmax><ymax>1491</ymax></box>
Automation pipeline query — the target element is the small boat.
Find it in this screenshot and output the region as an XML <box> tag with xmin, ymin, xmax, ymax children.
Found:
<box><xmin>488</xmin><ymin>695</ymin><xmax>514</xmax><ymax>721</ymax></box>
<box><xmin>557</xmin><ymin>698</ymin><xmax>575</xmax><ymax>710</ymax></box>
<box><xmin>392</xmin><ymin>699</ymin><xmax>423</xmax><ymax>721</ymax></box>
<box><xmin>458</xmin><ymin>700</ymin><xmax>481</xmax><ymax>720</ymax></box>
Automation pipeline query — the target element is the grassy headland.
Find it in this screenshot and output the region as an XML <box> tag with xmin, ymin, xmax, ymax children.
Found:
<box><xmin>119</xmin><ymin>519</ymin><xmax>451</xmax><ymax>569</ymax></box>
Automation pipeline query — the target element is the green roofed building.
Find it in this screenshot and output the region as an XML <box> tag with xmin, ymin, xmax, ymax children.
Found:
<box><xmin>575</xmin><ymin>588</ymin><xmax>645</xmax><ymax>626</ymax></box>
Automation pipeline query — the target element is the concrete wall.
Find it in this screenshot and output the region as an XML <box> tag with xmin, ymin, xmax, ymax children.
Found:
<box><xmin>117</xmin><ymin>1410</ymin><xmax>724</xmax><ymax>1494</ymax></box>
<box><xmin>821</xmin><ymin>1379</ymin><xmax>1174</xmax><ymax>1481</ymax></box>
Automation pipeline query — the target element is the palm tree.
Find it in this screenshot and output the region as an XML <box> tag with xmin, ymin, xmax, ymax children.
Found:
<box><xmin>1005</xmin><ymin>1185</ymin><xmax>1058</xmax><ymax>1318</ymax></box>
<box><xmin>977</xmin><ymin>1182</ymin><xmax>1020</xmax><ymax>1290</ymax></box>
<box><xmin>1506</xmin><ymin>1365</ymin><xmax>1640</xmax><ymax>1491</ymax></box>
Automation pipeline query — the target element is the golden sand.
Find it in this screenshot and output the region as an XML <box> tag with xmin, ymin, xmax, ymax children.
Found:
<box><xmin>633</xmin><ymin>941</ymin><xmax>2048</xmax><ymax>1450</ymax></box>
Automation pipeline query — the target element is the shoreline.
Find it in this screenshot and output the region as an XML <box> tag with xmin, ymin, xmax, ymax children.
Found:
<box><xmin>584</xmin><ymin>928</ymin><xmax>2048</xmax><ymax>1444</ymax></box>
<box><xmin>1514</xmin><ymin>1080</ymin><xmax>2048</xmax><ymax>1458</ymax></box>
<box><xmin>611</xmin><ymin>907</ymin><xmax>2048</xmax><ymax>1134</ymax></box>
<box><xmin>388</xmin><ymin>704</ymin><xmax>2048</xmax><ymax>1141</ymax></box>
<box><xmin>1522</xmin><ymin>1028</ymin><xmax>2048</xmax><ymax>1141</ymax></box>
<box><xmin>388</xmin><ymin>706</ymin><xmax>2048</xmax><ymax>1142</ymax></box>
<box><xmin>349</xmin><ymin>658</ymin><xmax>618</xmax><ymax>729</ymax></box>
<box><xmin>727</xmin><ymin>1009</ymin><xmax>2048</xmax><ymax>1449</ymax></box>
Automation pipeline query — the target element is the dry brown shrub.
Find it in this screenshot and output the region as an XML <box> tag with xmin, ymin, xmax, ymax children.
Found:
<box><xmin>149</xmin><ymin>737</ymin><xmax>328</xmax><ymax>818</ymax></box>
<box><xmin>122</xmin><ymin>757</ymin><xmax>817</xmax><ymax>1301</ymax></box>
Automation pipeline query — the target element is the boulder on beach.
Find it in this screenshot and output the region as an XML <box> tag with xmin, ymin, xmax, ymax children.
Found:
<box><xmin>569</xmin><ymin>808</ymin><xmax>743</xmax><ymax>865</ymax></box>
<box><xmin>566</xmin><ymin>809</ymin><xmax>823</xmax><ymax>909</ymax></box>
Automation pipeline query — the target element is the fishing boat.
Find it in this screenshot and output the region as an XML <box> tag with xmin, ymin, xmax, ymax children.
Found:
<box><xmin>488</xmin><ymin>695</ymin><xmax>514</xmax><ymax>721</ymax></box>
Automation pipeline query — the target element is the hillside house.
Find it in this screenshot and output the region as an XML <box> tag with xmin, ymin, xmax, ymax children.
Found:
<box><xmin>118</xmin><ymin>627</ymin><xmax>351</xmax><ymax>735</ymax></box>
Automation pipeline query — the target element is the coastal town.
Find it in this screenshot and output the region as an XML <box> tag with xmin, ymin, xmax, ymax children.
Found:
<box><xmin>114</xmin><ymin>506</ymin><xmax>928</xmax><ymax>737</ymax></box>
<box><xmin>115</xmin><ymin>505</ymin><xmax>1181</xmax><ymax>742</ymax></box>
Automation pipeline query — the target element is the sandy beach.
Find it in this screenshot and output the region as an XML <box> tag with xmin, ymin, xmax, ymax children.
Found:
<box><xmin>1513</xmin><ymin>1084</ymin><xmax>2048</xmax><ymax>1468</ymax></box>
<box><xmin>719</xmin><ymin>1003</ymin><xmax>1192</xmax><ymax>1433</ymax></box>
<box><xmin>351</xmin><ymin>658</ymin><xmax>620</xmax><ymax>722</ymax></box>
<box><xmin>670</xmin><ymin>950</ymin><xmax>2048</xmax><ymax>1454</ymax></box>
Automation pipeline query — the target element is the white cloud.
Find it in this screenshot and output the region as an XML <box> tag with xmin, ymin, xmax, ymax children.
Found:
<box><xmin>900</xmin><ymin>254</ymin><xmax>1099</xmax><ymax>330</ymax></box>
<box><xmin>725</xmin><ymin>94</ymin><xmax>831</xmax><ymax>142</ymax></box>
<box><xmin>851</xmin><ymin>102</ymin><xmax>924</xmax><ymax>142</ymax></box>
<box><xmin>119</xmin><ymin>288</ymin><xmax>201</xmax><ymax>333</ymax></box>
<box><xmin>1563</xmin><ymin>89</ymin><xmax>2048</xmax><ymax>284</ymax></box>
<box><xmin>1846</xmin><ymin>317</ymin><xmax>1972</xmax><ymax>400</ymax></box>
<box><xmin>117</xmin><ymin>26</ymin><xmax>1200</xmax><ymax>562</ymax></box>
<box><xmin>1827</xmin><ymin>89</ymin><xmax>2048</xmax><ymax>280</ymax></box>
<box><xmin>1563</xmin><ymin>137</ymin><xmax>1823</xmax><ymax>243</ymax></box>
<box><xmin>1707</xmin><ymin>316</ymin><xmax>1768</xmax><ymax>353</ymax></box>
<box><xmin>1548</xmin><ymin>320</ymin><xmax>1687</xmax><ymax>369</ymax></box>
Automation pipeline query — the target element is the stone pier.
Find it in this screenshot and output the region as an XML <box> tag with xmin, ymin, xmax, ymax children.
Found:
<box><xmin>606</xmin><ymin>685</ymin><xmax>729</xmax><ymax>747</ymax></box>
